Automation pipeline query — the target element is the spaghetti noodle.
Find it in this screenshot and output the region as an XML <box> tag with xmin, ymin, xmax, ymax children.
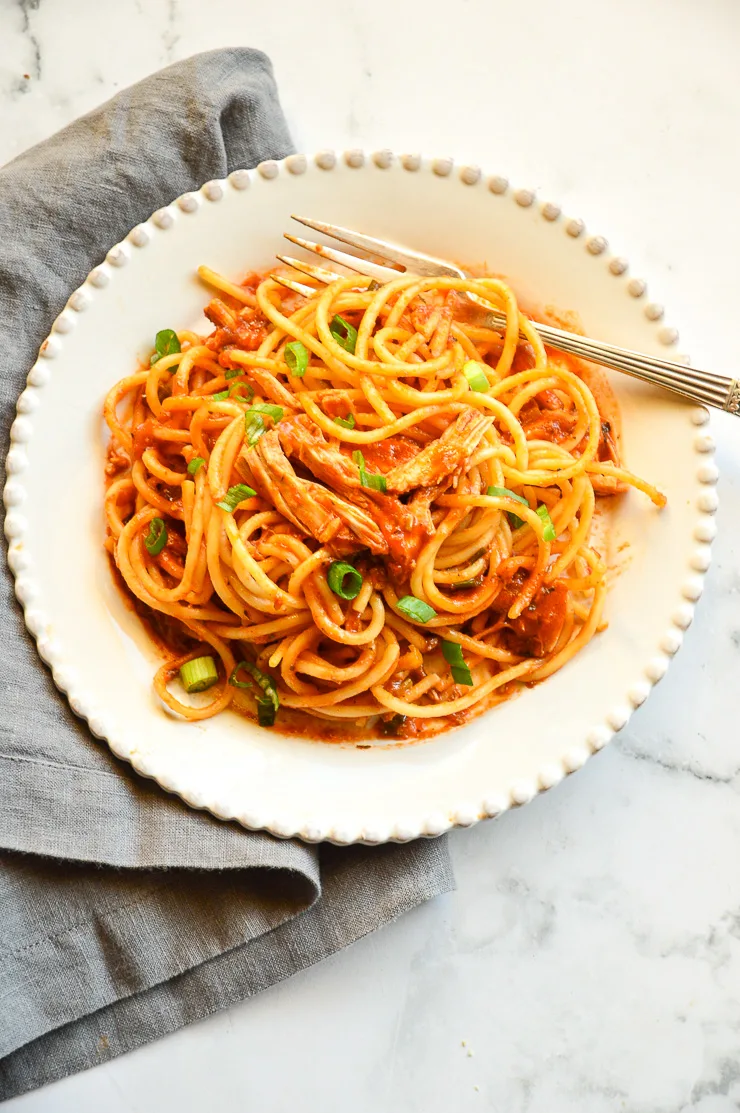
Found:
<box><xmin>104</xmin><ymin>265</ymin><xmax>665</xmax><ymax>741</ymax></box>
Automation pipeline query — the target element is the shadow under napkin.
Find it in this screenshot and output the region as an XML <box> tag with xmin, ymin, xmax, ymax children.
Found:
<box><xmin>0</xmin><ymin>48</ymin><xmax>454</xmax><ymax>1101</ymax></box>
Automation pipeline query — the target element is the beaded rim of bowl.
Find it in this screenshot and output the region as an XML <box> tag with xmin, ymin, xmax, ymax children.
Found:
<box><xmin>3</xmin><ymin>150</ymin><xmax>717</xmax><ymax>844</ymax></box>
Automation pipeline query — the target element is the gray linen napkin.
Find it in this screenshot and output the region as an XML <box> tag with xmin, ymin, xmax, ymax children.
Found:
<box><xmin>0</xmin><ymin>49</ymin><xmax>454</xmax><ymax>1102</ymax></box>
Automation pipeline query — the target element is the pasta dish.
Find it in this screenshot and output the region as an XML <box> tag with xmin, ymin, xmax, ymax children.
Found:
<box><xmin>103</xmin><ymin>263</ymin><xmax>665</xmax><ymax>740</ymax></box>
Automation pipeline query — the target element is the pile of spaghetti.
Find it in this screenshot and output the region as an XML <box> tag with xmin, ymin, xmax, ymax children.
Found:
<box><xmin>104</xmin><ymin>265</ymin><xmax>665</xmax><ymax>739</ymax></box>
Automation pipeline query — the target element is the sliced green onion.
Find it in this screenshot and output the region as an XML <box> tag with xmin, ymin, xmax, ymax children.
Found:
<box><xmin>379</xmin><ymin>713</ymin><xmax>406</xmax><ymax>736</ymax></box>
<box><xmin>537</xmin><ymin>504</ymin><xmax>557</xmax><ymax>541</ymax></box>
<box><xmin>245</xmin><ymin>412</ymin><xmax>266</xmax><ymax>446</ymax></box>
<box><xmin>442</xmin><ymin>640</ymin><xmax>466</xmax><ymax>666</ymax></box>
<box><xmin>333</xmin><ymin>414</ymin><xmax>356</xmax><ymax>430</ymax></box>
<box><xmin>258</xmin><ymin>701</ymin><xmax>276</xmax><ymax>727</ymax></box>
<box><xmin>229</xmin><ymin>382</ymin><xmax>255</xmax><ymax>403</ymax></box>
<box><xmin>352</xmin><ymin>449</ymin><xmax>387</xmax><ymax>492</ymax></box>
<box><xmin>243</xmin><ymin>403</ymin><xmax>283</xmax><ymax>446</ymax></box>
<box><xmin>224</xmin><ymin>368</ymin><xmax>241</xmax><ymax>380</ymax></box>
<box><xmin>330</xmin><ymin>314</ymin><xmax>358</xmax><ymax>354</ymax></box>
<box><xmin>144</xmin><ymin>517</ymin><xmax>167</xmax><ymax>555</ymax></box>
<box><xmin>229</xmin><ymin>660</ymin><xmax>280</xmax><ymax>727</ymax></box>
<box><xmin>150</xmin><ymin>328</ymin><xmax>181</xmax><ymax>365</ymax></box>
<box><xmin>486</xmin><ymin>485</ymin><xmax>529</xmax><ymax>509</ymax></box>
<box><xmin>285</xmin><ymin>340</ymin><xmax>309</xmax><ymax>377</ymax></box>
<box><xmin>246</xmin><ymin>403</ymin><xmax>283</xmax><ymax>423</ymax></box>
<box><xmin>463</xmin><ymin>360</ymin><xmax>489</xmax><ymax>392</ymax></box>
<box><xmin>442</xmin><ymin>640</ymin><xmax>474</xmax><ymax>686</ymax></box>
<box><xmin>327</xmin><ymin>561</ymin><xmax>363</xmax><ymax>600</ymax></box>
<box><xmin>179</xmin><ymin>655</ymin><xmax>218</xmax><ymax>693</ymax></box>
<box><xmin>216</xmin><ymin>484</ymin><xmax>257</xmax><ymax>513</ymax></box>
<box><xmin>451</xmin><ymin>577</ymin><xmax>481</xmax><ymax>590</ymax></box>
<box><xmin>360</xmin><ymin>471</ymin><xmax>386</xmax><ymax>492</ymax></box>
<box><xmin>396</xmin><ymin>595</ymin><xmax>437</xmax><ymax>623</ymax></box>
<box><xmin>211</xmin><ymin>390</ymin><xmax>229</xmax><ymax>401</ymax></box>
<box><xmin>487</xmin><ymin>485</ymin><xmax>529</xmax><ymax>529</ymax></box>
<box><xmin>187</xmin><ymin>457</ymin><xmax>205</xmax><ymax>476</ymax></box>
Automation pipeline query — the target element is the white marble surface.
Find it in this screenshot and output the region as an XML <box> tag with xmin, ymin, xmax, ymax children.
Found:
<box><xmin>4</xmin><ymin>0</ymin><xmax>740</xmax><ymax>1109</ymax></box>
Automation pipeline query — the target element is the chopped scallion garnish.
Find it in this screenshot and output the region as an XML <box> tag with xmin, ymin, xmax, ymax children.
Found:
<box><xmin>352</xmin><ymin>449</ymin><xmax>387</xmax><ymax>492</ymax></box>
<box><xmin>241</xmin><ymin>404</ymin><xmax>282</xmax><ymax>448</ymax></box>
<box><xmin>246</xmin><ymin>403</ymin><xmax>283</xmax><ymax>423</ymax></box>
<box><xmin>187</xmin><ymin>457</ymin><xmax>205</xmax><ymax>476</ymax></box>
<box><xmin>179</xmin><ymin>655</ymin><xmax>219</xmax><ymax>693</ymax></box>
<box><xmin>245</xmin><ymin>412</ymin><xmax>265</xmax><ymax>445</ymax></box>
<box><xmin>224</xmin><ymin>368</ymin><xmax>241</xmax><ymax>380</ymax></box>
<box><xmin>537</xmin><ymin>504</ymin><xmax>557</xmax><ymax>541</ymax></box>
<box><xmin>463</xmin><ymin>360</ymin><xmax>489</xmax><ymax>392</ymax></box>
<box><xmin>330</xmin><ymin>314</ymin><xmax>358</xmax><ymax>354</ymax></box>
<box><xmin>285</xmin><ymin>340</ymin><xmax>309</xmax><ymax>377</ymax></box>
<box><xmin>150</xmin><ymin>329</ymin><xmax>180</xmax><ymax>366</ymax></box>
<box><xmin>379</xmin><ymin>713</ymin><xmax>406</xmax><ymax>736</ymax></box>
<box><xmin>327</xmin><ymin>561</ymin><xmax>363</xmax><ymax>600</ymax></box>
<box><xmin>486</xmin><ymin>485</ymin><xmax>529</xmax><ymax>508</ymax></box>
<box><xmin>441</xmin><ymin>640</ymin><xmax>474</xmax><ymax>686</ymax></box>
<box><xmin>333</xmin><ymin>414</ymin><xmax>356</xmax><ymax>430</ymax></box>
<box><xmin>396</xmin><ymin>595</ymin><xmax>437</xmax><ymax>623</ymax></box>
<box><xmin>216</xmin><ymin>484</ymin><xmax>257</xmax><ymax>513</ymax></box>
<box><xmin>229</xmin><ymin>382</ymin><xmax>255</xmax><ymax>403</ymax></box>
<box><xmin>229</xmin><ymin>660</ymin><xmax>280</xmax><ymax>727</ymax></box>
<box><xmin>487</xmin><ymin>485</ymin><xmax>529</xmax><ymax>529</ymax></box>
<box><xmin>144</xmin><ymin>517</ymin><xmax>167</xmax><ymax>555</ymax></box>
<box><xmin>211</xmin><ymin>390</ymin><xmax>229</xmax><ymax>401</ymax></box>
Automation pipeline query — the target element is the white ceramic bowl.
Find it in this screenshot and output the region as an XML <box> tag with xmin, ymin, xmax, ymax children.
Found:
<box><xmin>3</xmin><ymin>151</ymin><xmax>716</xmax><ymax>843</ymax></box>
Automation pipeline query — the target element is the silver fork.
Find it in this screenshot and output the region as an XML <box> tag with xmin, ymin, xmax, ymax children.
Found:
<box><xmin>272</xmin><ymin>215</ymin><xmax>740</xmax><ymax>416</ymax></box>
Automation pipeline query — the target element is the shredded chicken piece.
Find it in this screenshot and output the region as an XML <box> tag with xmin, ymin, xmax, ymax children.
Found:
<box><xmin>490</xmin><ymin>565</ymin><xmax>569</xmax><ymax>657</ymax></box>
<box><xmin>276</xmin><ymin>416</ymin><xmax>439</xmax><ymax>579</ymax></box>
<box><xmin>589</xmin><ymin>418</ymin><xmax>626</xmax><ymax>495</ymax></box>
<box><xmin>105</xmin><ymin>442</ymin><xmax>130</xmax><ymax>477</ymax></box>
<box><xmin>279</xmin><ymin>417</ymin><xmax>362</xmax><ymax>492</ymax></box>
<box><xmin>204</xmin><ymin>298</ymin><xmax>269</xmax><ymax>352</ymax></box>
<box><xmin>241</xmin><ymin>411</ymin><xmax>492</xmax><ymax>581</ymax></box>
<box><xmin>383</xmin><ymin>409</ymin><xmax>492</xmax><ymax>493</ymax></box>
<box><xmin>410</xmin><ymin>296</ymin><xmax>442</xmax><ymax>341</ymax></box>
<box><xmin>238</xmin><ymin>429</ymin><xmax>387</xmax><ymax>556</ymax></box>
<box><xmin>521</xmin><ymin>410</ymin><xmax>578</xmax><ymax>444</ymax></box>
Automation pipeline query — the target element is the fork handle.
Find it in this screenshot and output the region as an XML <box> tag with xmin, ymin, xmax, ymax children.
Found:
<box><xmin>480</xmin><ymin>308</ymin><xmax>739</xmax><ymax>414</ymax></box>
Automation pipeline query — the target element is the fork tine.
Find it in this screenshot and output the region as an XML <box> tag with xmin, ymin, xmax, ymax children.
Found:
<box><xmin>290</xmin><ymin>215</ymin><xmax>462</xmax><ymax>277</ymax></box>
<box><xmin>283</xmin><ymin>232</ymin><xmax>401</xmax><ymax>284</ymax></box>
<box><xmin>276</xmin><ymin>253</ymin><xmax>344</xmax><ymax>286</ymax></box>
<box><xmin>270</xmin><ymin>273</ymin><xmax>315</xmax><ymax>298</ymax></box>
